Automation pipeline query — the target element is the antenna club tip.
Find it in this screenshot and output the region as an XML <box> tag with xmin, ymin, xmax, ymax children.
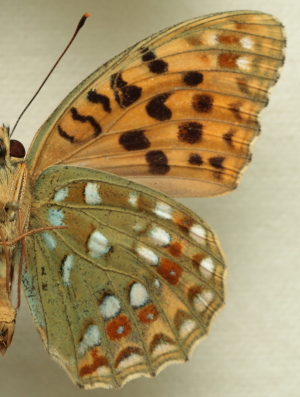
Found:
<box><xmin>77</xmin><ymin>13</ymin><xmax>90</xmax><ymax>31</ymax></box>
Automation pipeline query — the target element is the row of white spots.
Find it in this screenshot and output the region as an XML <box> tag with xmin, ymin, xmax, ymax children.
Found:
<box><xmin>87</xmin><ymin>230</ymin><xmax>111</xmax><ymax>259</ymax></box>
<box><xmin>99</xmin><ymin>295</ymin><xmax>121</xmax><ymax>320</ymax></box>
<box><xmin>193</xmin><ymin>290</ymin><xmax>214</xmax><ymax>312</ymax></box>
<box><xmin>136</xmin><ymin>246</ymin><xmax>159</xmax><ymax>266</ymax></box>
<box><xmin>78</xmin><ymin>324</ymin><xmax>101</xmax><ymax>356</ymax></box>
<box><xmin>85</xmin><ymin>182</ymin><xmax>102</xmax><ymax>205</ymax></box>
<box><xmin>53</xmin><ymin>183</ymin><xmax>102</xmax><ymax>205</ymax></box>
<box><xmin>206</xmin><ymin>33</ymin><xmax>254</xmax><ymax>49</ymax></box>
<box><xmin>62</xmin><ymin>255</ymin><xmax>74</xmax><ymax>285</ymax></box>
<box><xmin>130</xmin><ymin>283</ymin><xmax>149</xmax><ymax>308</ymax></box>
<box><xmin>149</xmin><ymin>227</ymin><xmax>171</xmax><ymax>247</ymax></box>
<box><xmin>99</xmin><ymin>282</ymin><xmax>150</xmax><ymax>321</ymax></box>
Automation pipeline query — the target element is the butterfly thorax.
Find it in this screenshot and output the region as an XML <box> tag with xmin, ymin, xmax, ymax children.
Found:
<box><xmin>0</xmin><ymin>126</ymin><xmax>30</xmax><ymax>354</ymax></box>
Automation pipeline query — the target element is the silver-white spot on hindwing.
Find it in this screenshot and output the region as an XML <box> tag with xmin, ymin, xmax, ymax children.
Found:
<box><xmin>53</xmin><ymin>187</ymin><xmax>68</xmax><ymax>202</ymax></box>
<box><xmin>193</xmin><ymin>290</ymin><xmax>214</xmax><ymax>312</ymax></box>
<box><xmin>153</xmin><ymin>202</ymin><xmax>173</xmax><ymax>220</ymax></box>
<box><xmin>78</xmin><ymin>324</ymin><xmax>101</xmax><ymax>356</ymax></box>
<box><xmin>136</xmin><ymin>246</ymin><xmax>159</xmax><ymax>265</ymax></box>
<box><xmin>87</xmin><ymin>230</ymin><xmax>111</xmax><ymax>259</ymax></box>
<box><xmin>99</xmin><ymin>295</ymin><xmax>121</xmax><ymax>320</ymax></box>
<box><xmin>117</xmin><ymin>353</ymin><xmax>144</xmax><ymax>369</ymax></box>
<box><xmin>42</xmin><ymin>232</ymin><xmax>56</xmax><ymax>250</ymax></box>
<box><xmin>48</xmin><ymin>208</ymin><xmax>65</xmax><ymax>226</ymax></box>
<box><xmin>149</xmin><ymin>227</ymin><xmax>171</xmax><ymax>247</ymax></box>
<box><xmin>84</xmin><ymin>182</ymin><xmax>102</xmax><ymax>205</ymax></box>
<box><xmin>179</xmin><ymin>319</ymin><xmax>197</xmax><ymax>338</ymax></box>
<box><xmin>189</xmin><ymin>224</ymin><xmax>206</xmax><ymax>244</ymax></box>
<box><xmin>62</xmin><ymin>255</ymin><xmax>74</xmax><ymax>285</ymax></box>
<box><xmin>200</xmin><ymin>257</ymin><xmax>215</xmax><ymax>279</ymax></box>
<box><xmin>129</xmin><ymin>283</ymin><xmax>149</xmax><ymax>308</ymax></box>
<box><xmin>128</xmin><ymin>192</ymin><xmax>139</xmax><ymax>207</ymax></box>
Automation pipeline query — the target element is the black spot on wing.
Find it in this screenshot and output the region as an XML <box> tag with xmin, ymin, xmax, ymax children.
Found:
<box><xmin>192</xmin><ymin>94</ymin><xmax>214</xmax><ymax>113</ymax></box>
<box><xmin>110</xmin><ymin>73</ymin><xmax>142</xmax><ymax>108</ymax></box>
<box><xmin>119</xmin><ymin>130</ymin><xmax>151</xmax><ymax>151</ymax></box>
<box><xmin>148</xmin><ymin>60</ymin><xmax>168</xmax><ymax>74</ymax></box>
<box><xmin>141</xmin><ymin>48</ymin><xmax>156</xmax><ymax>62</ymax></box>
<box><xmin>188</xmin><ymin>153</ymin><xmax>203</xmax><ymax>166</ymax></box>
<box><xmin>183</xmin><ymin>71</ymin><xmax>203</xmax><ymax>86</ymax></box>
<box><xmin>70</xmin><ymin>107</ymin><xmax>102</xmax><ymax>137</ymax></box>
<box><xmin>141</xmin><ymin>47</ymin><xmax>168</xmax><ymax>74</ymax></box>
<box><xmin>87</xmin><ymin>90</ymin><xmax>111</xmax><ymax>113</ymax></box>
<box><xmin>146</xmin><ymin>93</ymin><xmax>172</xmax><ymax>121</ymax></box>
<box><xmin>146</xmin><ymin>150</ymin><xmax>170</xmax><ymax>175</ymax></box>
<box><xmin>223</xmin><ymin>129</ymin><xmax>236</xmax><ymax>146</ymax></box>
<box><xmin>111</xmin><ymin>73</ymin><xmax>127</xmax><ymax>88</ymax></box>
<box><xmin>209</xmin><ymin>156</ymin><xmax>225</xmax><ymax>169</ymax></box>
<box><xmin>178</xmin><ymin>122</ymin><xmax>203</xmax><ymax>144</ymax></box>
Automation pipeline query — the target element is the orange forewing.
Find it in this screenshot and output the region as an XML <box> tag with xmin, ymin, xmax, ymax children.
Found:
<box><xmin>26</xmin><ymin>11</ymin><xmax>285</xmax><ymax>196</ymax></box>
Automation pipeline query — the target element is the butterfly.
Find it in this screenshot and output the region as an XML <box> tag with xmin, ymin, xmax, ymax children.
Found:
<box><xmin>0</xmin><ymin>10</ymin><xmax>285</xmax><ymax>389</ymax></box>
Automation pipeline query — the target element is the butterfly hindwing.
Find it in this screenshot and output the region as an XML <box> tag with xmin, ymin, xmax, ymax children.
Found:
<box><xmin>26</xmin><ymin>11</ymin><xmax>285</xmax><ymax>197</ymax></box>
<box><xmin>23</xmin><ymin>165</ymin><xmax>225</xmax><ymax>388</ymax></box>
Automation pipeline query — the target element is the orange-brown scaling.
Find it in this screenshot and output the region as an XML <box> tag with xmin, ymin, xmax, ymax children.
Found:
<box><xmin>138</xmin><ymin>304</ymin><xmax>158</xmax><ymax>324</ymax></box>
<box><xmin>79</xmin><ymin>348</ymin><xmax>109</xmax><ymax>377</ymax></box>
<box><xmin>169</xmin><ymin>241</ymin><xmax>182</xmax><ymax>257</ymax></box>
<box><xmin>106</xmin><ymin>315</ymin><xmax>132</xmax><ymax>341</ymax></box>
<box><xmin>157</xmin><ymin>258</ymin><xmax>183</xmax><ymax>285</ymax></box>
<box><xmin>218</xmin><ymin>53</ymin><xmax>239</xmax><ymax>68</ymax></box>
<box><xmin>218</xmin><ymin>34</ymin><xmax>240</xmax><ymax>45</ymax></box>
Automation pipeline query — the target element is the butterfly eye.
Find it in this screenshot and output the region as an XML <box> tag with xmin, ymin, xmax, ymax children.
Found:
<box><xmin>10</xmin><ymin>140</ymin><xmax>25</xmax><ymax>158</ymax></box>
<box><xmin>0</xmin><ymin>140</ymin><xmax>6</xmax><ymax>158</ymax></box>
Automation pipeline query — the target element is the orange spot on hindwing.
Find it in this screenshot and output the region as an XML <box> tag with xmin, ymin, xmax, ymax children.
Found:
<box><xmin>158</xmin><ymin>259</ymin><xmax>183</xmax><ymax>285</ymax></box>
<box><xmin>106</xmin><ymin>315</ymin><xmax>132</xmax><ymax>340</ymax></box>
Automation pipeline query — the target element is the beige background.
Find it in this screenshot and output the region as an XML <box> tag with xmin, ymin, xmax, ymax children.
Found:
<box><xmin>0</xmin><ymin>0</ymin><xmax>299</xmax><ymax>396</ymax></box>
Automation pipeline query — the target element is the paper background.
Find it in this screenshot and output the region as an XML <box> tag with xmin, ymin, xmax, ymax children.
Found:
<box><xmin>0</xmin><ymin>0</ymin><xmax>299</xmax><ymax>396</ymax></box>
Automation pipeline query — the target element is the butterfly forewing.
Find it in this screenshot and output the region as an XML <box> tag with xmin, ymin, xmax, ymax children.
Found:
<box><xmin>23</xmin><ymin>166</ymin><xmax>225</xmax><ymax>388</ymax></box>
<box><xmin>26</xmin><ymin>11</ymin><xmax>285</xmax><ymax>197</ymax></box>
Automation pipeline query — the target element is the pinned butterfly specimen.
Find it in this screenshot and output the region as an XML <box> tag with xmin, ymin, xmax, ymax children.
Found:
<box><xmin>0</xmin><ymin>10</ymin><xmax>285</xmax><ymax>389</ymax></box>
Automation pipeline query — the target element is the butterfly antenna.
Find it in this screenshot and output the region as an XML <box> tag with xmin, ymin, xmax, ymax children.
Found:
<box><xmin>10</xmin><ymin>12</ymin><xmax>90</xmax><ymax>137</ymax></box>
